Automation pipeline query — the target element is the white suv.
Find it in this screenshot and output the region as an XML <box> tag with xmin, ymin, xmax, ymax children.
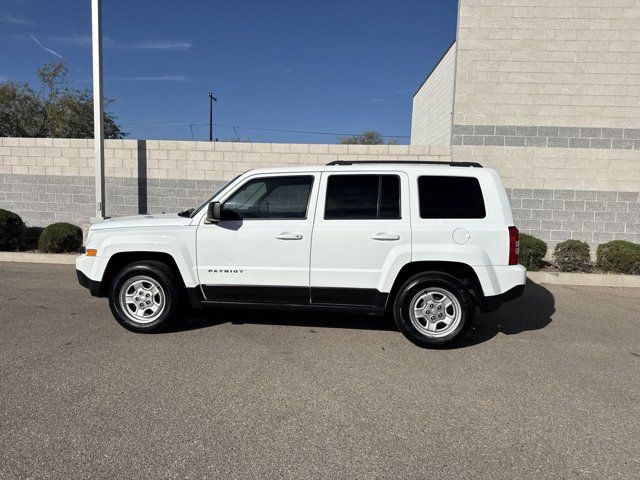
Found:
<box><xmin>76</xmin><ymin>161</ymin><xmax>526</xmax><ymax>347</ymax></box>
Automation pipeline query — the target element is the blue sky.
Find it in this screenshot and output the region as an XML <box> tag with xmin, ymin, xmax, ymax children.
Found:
<box><xmin>0</xmin><ymin>0</ymin><xmax>457</xmax><ymax>143</ymax></box>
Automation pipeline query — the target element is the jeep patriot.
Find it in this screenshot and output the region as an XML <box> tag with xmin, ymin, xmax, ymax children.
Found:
<box><xmin>77</xmin><ymin>161</ymin><xmax>526</xmax><ymax>347</ymax></box>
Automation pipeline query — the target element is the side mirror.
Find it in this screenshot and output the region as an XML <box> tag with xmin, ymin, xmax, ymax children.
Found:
<box><xmin>205</xmin><ymin>201</ymin><xmax>223</xmax><ymax>223</ymax></box>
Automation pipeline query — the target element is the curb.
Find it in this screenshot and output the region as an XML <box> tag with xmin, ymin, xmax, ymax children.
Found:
<box><xmin>0</xmin><ymin>253</ymin><xmax>638</xmax><ymax>288</ymax></box>
<box><xmin>527</xmin><ymin>271</ymin><xmax>640</xmax><ymax>288</ymax></box>
<box><xmin>0</xmin><ymin>252</ymin><xmax>77</xmax><ymax>265</ymax></box>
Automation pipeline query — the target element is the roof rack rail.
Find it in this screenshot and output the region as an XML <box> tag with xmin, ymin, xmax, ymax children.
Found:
<box><xmin>326</xmin><ymin>160</ymin><xmax>483</xmax><ymax>168</ymax></box>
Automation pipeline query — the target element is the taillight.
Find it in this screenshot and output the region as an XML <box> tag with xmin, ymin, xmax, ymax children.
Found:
<box><xmin>508</xmin><ymin>226</ymin><xmax>519</xmax><ymax>265</ymax></box>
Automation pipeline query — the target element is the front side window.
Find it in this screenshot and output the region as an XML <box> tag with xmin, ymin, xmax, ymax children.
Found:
<box><xmin>325</xmin><ymin>174</ymin><xmax>400</xmax><ymax>220</ymax></box>
<box><xmin>418</xmin><ymin>176</ymin><xmax>486</xmax><ymax>219</ymax></box>
<box><xmin>223</xmin><ymin>176</ymin><xmax>313</xmax><ymax>220</ymax></box>
<box><xmin>189</xmin><ymin>175</ymin><xmax>241</xmax><ymax>218</ymax></box>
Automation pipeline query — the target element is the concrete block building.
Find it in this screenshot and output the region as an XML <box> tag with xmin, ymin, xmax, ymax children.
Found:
<box><xmin>410</xmin><ymin>42</ymin><xmax>456</xmax><ymax>145</ymax></box>
<box><xmin>411</xmin><ymin>0</ymin><xmax>640</xmax><ymax>249</ymax></box>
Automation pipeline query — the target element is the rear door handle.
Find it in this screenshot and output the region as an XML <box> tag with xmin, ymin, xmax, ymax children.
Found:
<box><xmin>371</xmin><ymin>232</ymin><xmax>400</xmax><ymax>241</ymax></box>
<box><xmin>275</xmin><ymin>232</ymin><xmax>303</xmax><ymax>240</ymax></box>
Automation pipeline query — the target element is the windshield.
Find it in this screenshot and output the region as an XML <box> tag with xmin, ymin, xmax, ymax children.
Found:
<box><xmin>189</xmin><ymin>175</ymin><xmax>241</xmax><ymax>218</ymax></box>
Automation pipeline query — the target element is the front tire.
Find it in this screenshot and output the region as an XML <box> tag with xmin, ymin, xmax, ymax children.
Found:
<box><xmin>108</xmin><ymin>261</ymin><xmax>180</xmax><ymax>332</ymax></box>
<box><xmin>393</xmin><ymin>272</ymin><xmax>474</xmax><ymax>347</ymax></box>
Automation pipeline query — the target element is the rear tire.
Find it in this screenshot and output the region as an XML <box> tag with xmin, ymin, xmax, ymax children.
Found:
<box><xmin>108</xmin><ymin>261</ymin><xmax>181</xmax><ymax>332</ymax></box>
<box><xmin>393</xmin><ymin>272</ymin><xmax>474</xmax><ymax>347</ymax></box>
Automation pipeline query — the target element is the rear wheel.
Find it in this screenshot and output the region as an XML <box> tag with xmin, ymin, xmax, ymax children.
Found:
<box><xmin>108</xmin><ymin>261</ymin><xmax>180</xmax><ymax>332</ymax></box>
<box><xmin>393</xmin><ymin>272</ymin><xmax>474</xmax><ymax>347</ymax></box>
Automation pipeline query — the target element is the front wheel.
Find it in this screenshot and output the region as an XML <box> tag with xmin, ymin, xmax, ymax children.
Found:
<box><xmin>108</xmin><ymin>261</ymin><xmax>180</xmax><ymax>332</ymax></box>
<box><xmin>393</xmin><ymin>273</ymin><xmax>474</xmax><ymax>347</ymax></box>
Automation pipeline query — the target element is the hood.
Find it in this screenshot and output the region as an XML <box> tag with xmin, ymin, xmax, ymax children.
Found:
<box><xmin>90</xmin><ymin>213</ymin><xmax>192</xmax><ymax>231</ymax></box>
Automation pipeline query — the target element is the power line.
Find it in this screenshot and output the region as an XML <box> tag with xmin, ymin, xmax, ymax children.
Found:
<box><xmin>121</xmin><ymin>121</ymin><xmax>410</xmax><ymax>139</ymax></box>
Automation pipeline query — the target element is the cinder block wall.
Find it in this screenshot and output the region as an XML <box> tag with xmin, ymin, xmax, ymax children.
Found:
<box><xmin>0</xmin><ymin>137</ymin><xmax>449</xmax><ymax>226</ymax></box>
<box><xmin>1</xmin><ymin>137</ymin><xmax>639</xmax><ymax>250</ymax></box>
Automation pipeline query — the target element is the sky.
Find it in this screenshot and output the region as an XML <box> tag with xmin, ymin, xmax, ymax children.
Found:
<box><xmin>0</xmin><ymin>0</ymin><xmax>458</xmax><ymax>143</ymax></box>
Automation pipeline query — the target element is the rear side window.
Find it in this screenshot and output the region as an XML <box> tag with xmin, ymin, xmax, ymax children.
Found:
<box><xmin>418</xmin><ymin>176</ymin><xmax>485</xmax><ymax>219</ymax></box>
<box><xmin>325</xmin><ymin>175</ymin><xmax>400</xmax><ymax>220</ymax></box>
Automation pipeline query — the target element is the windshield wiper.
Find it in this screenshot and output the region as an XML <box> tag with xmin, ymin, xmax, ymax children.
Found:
<box><xmin>177</xmin><ymin>208</ymin><xmax>194</xmax><ymax>218</ymax></box>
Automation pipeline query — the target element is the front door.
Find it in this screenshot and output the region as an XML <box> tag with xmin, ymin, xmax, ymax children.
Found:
<box><xmin>196</xmin><ymin>172</ymin><xmax>319</xmax><ymax>304</ymax></box>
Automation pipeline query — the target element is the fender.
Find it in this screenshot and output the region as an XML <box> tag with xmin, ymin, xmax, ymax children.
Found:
<box><xmin>411</xmin><ymin>243</ymin><xmax>497</xmax><ymax>295</ymax></box>
<box><xmin>84</xmin><ymin>226</ymin><xmax>199</xmax><ymax>288</ymax></box>
<box><xmin>375</xmin><ymin>244</ymin><xmax>412</xmax><ymax>293</ymax></box>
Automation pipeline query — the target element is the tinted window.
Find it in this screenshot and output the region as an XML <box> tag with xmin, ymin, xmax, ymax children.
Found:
<box><xmin>223</xmin><ymin>176</ymin><xmax>313</xmax><ymax>219</ymax></box>
<box><xmin>379</xmin><ymin>175</ymin><xmax>400</xmax><ymax>218</ymax></box>
<box><xmin>418</xmin><ymin>176</ymin><xmax>485</xmax><ymax>219</ymax></box>
<box><xmin>325</xmin><ymin>175</ymin><xmax>400</xmax><ymax>219</ymax></box>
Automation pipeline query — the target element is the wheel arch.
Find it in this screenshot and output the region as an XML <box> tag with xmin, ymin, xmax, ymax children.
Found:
<box><xmin>99</xmin><ymin>251</ymin><xmax>186</xmax><ymax>297</ymax></box>
<box><xmin>386</xmin><ymin>261</ymin><xmax>484</xmax><ymax>312</ymax></box>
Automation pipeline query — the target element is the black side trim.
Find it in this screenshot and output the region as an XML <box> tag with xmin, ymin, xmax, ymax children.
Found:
<box><xmin>76</xmin><ymin>270</ymin><xmax>102</xmax><ymax>297</ymax></box>
<box><xmin>202</xmin><ymin>285</ymin><xmax>309</xmax><ymax>304</ymax></box>
<box><xmin>481</xmin><ymin>284</ymin><xmax>525</xmax><ymax>312</ymax></box>
<box><xmin>200</xmin><ymin>300</ymin><xmax>384</xmax><ymax>314</ymax></box>
<box><xmin>200</xmin><ymin>285</ymin><xmax>389</xmax><ymax>312</ymax></box>
<box><xmin>311</xmin><ymin>287</ymin><xmax>388</xmax><ymax>309</ymax></box>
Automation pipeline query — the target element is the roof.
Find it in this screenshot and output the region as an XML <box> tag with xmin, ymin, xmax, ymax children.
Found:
<box><xmin>244</xmin><ymin>162</ymin><xmax>492</xmax><ymax>178</ymax></box>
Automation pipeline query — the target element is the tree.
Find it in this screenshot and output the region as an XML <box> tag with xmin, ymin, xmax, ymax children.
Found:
<box><xmin>0</xmin><ymin>61</ymin><xmax>124</xmax><ymax>139</ymax></box>
<box><xmin>339</xmin><ymin>130</ymin><xmax>397</xmax><ymax>145</ymax></box>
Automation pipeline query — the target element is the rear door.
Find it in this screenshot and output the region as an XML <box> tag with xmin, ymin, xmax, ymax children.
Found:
<box><xmin>309</xmin><ymin>171</ymin><xmax>411</xmax><ymax>308</ymax></box>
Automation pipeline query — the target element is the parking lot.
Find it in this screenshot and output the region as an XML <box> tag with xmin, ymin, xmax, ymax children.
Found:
<box><xmin>1</xmin><ymin>262</ymin><xmax>639</xmax><ymax>479</ymax></box>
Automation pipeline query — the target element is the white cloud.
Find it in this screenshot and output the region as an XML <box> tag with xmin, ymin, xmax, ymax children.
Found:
<box><xmin>30</xmin><ymin>34</ymin><xmax>63</xmax><ymax>59</ymax></box>
<box><xmin>50</xmin><ymin>35</ymin><xmax>92</xmax><ymax>46</ymax></box>
<box><xmin>111</xmin><ymin>75</ymin><xmax>188</xmax><ymax>82</ymax></box>
<box><xmin>48</xmin><ymin>36</ymin><xmax>193</xmax><ymax>52</ymax></box>
<box><xmin>0</xmin><ymin>14</ymin><xmax>35</xmax><ymax>26</ymax></box>
<box><xmin>121</xmin><ymin>40</ymin><xmax>193</xmax><ymax>51</ymax></box>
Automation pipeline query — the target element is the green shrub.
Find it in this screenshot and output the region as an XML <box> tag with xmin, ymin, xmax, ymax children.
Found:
<box><xmin>0</xmin><ymin>208</ymin><xmax>25</xmax><ymax>251</ymax></box>
<box><xmin>519</xmin><ymin>233</ymin><xmax>547</xmax><ymax>271</ymax></box>
<box><xmin>38</xmin><ymin>222</ymin><xmax>83</xmax><ymax>253</ymax></box>
<box><xmin>554</xmin><ymin>239</ymin><xmax>592</xmax><ymax>272</ymax></box>
<box><xmin>596</xmin><ymin>240</ymin><xmax>640</xmax><ymax>275</ymax></box>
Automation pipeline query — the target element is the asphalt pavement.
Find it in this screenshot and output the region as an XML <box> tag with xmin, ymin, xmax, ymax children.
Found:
<box><xmin>1</xmin><ymin>262</ymin><xmax>639</xmax><ymax>479</ymax></box>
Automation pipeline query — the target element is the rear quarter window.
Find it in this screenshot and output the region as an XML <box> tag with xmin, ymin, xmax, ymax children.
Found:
<box><xmin>418</xmin><ymin>176</ymin><xmax>486</xmax><ymax>219</ymax></box>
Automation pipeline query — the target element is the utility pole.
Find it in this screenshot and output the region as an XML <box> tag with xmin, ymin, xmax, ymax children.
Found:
<box><xmin>91</xmin><ymin>0</ymin><xmax>105</xmax><ymax>219</ymax></box>
<box><xmin>208</xmin><ymin>92</ymin><xmax>217</xmax><ymax>141</ymax></box>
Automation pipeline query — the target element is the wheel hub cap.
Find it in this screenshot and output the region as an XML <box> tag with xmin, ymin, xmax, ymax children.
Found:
<box><xmin>119</xmin><ymin>276</ymin><xmax>165</xmax><ymax>324</ymax></box>
<box><xmin>409</xmin><ymin>287</ymin><xmax>462</xmax><ymax>339</ymax></box>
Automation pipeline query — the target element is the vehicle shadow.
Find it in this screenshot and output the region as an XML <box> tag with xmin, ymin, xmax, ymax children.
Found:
<box><xmin>165</xmin><ymin>279</ymin><xmax>554</xmax><ymax>348</ymax></box>
<box><xmin>447</xmin><ymin>279</ymin><xmax>555</xmax><ymax>349</ymax></box>
<box><xmin>168</xmin><ymin>307</ymin><xmax>396</xmax><ymax>333</ymax></box>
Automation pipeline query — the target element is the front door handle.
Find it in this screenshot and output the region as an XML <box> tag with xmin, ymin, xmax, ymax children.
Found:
<box><xmin>371</xmin><ymin>232</ymin><xmax>400</xmax><ymax>241</ymax></box>
<box><xmin>275</xmin><ymin>232</ymin><xmax>303</xmax><ymax>240</ymax></box>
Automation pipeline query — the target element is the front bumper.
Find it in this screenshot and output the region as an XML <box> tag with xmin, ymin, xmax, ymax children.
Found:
<box><xmin>76</xmin><ymin>254</ymin><xmax>105</xmax><ymax>297</ymax></box>
<box><xmin>76</xmin><ymin>269</ymin><xmax>102</xmax><ymax>297</ymax></box>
